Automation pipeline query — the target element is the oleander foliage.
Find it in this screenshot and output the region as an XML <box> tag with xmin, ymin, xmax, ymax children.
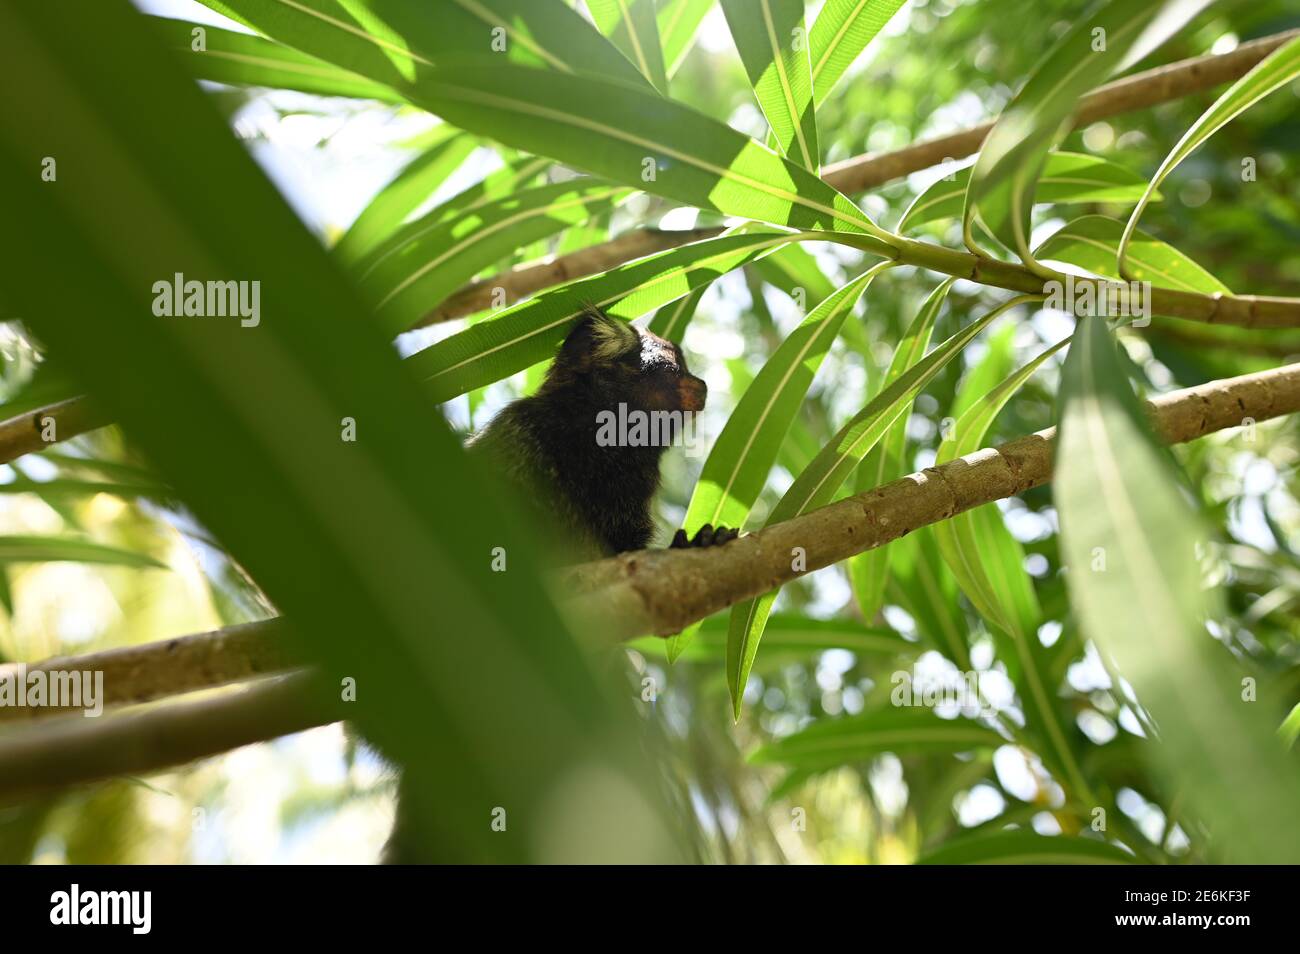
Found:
<box><xmin>1</xmin><ymin>0</ymin><xmax>1300</xmax><ymax>863</ymax></box>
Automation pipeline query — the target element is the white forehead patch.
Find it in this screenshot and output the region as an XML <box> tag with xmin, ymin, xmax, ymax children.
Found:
<box><xmin>639</xmin><ymin>331</ymin><xmax>678</xmax><ymax>369</ymax></box>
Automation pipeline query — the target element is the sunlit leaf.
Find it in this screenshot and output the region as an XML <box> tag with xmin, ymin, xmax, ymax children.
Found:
<box><xmin>667</xmin><ymin>262</ymin><xmax>892</xmax><ymax>661</ymax></box>
<box><xmin>1036</xmin><ymin>215</ymin><xmax>1230</xmax><ymax>295</ymax></box>
<box><xmin>657</xmin><ymin>0</ymin><xmax>714</xmax><ymax>77</ymax></box>
<box><xmin>408</xmin><ymin>230</ymin><xmax>805</xmax><ymax>403</ymax></box>
<box><xmin>901</xmin><ymin>151</ymin><xmax>1154</xmax><ymax>232</ymax></box>
<box><xmin>332</xmin><ymin>129</ymin><xmax>478</xmax><ymax>264</ymax></box>
<box><xmin>586</xmin><ymin>0</ymin><xmax>668</xmax><ymax>93</ymax></box>
<box><xmin>964</xmin><ymin>0</ymin><xmax>1211</xmax><ymax>266</ymax></box>
<box><xmin>148</xmin><ymin>15</ymin><xmax>404</xmax><ymax>101</ymax></box>
<box><xmin>808</xmin><ymin>0</ymin><xmax>908</xmax><ymax>106</ymax></box>
<box><xmin>722</xmin><ymin>0</ymin><xmax>819</xmax><ymax>171</ymax></box>
<box><xmin>354</xmin><ymin>179</ymin><xmax>631</xmax><ymax>333</ymax></box>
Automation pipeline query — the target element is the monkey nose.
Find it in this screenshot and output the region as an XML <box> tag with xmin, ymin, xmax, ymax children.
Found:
<box><xmin>679</xmin><ymin>375</ymin><xmax>707</xmax><ymax>412</ymax></box>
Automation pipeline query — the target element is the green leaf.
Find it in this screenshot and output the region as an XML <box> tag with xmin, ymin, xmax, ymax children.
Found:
<box><xmin>1281</xmin><ymin>702</ymin><xmax>1300</xmax><ymax>749</ymax></box>
<box><xmin>0</xmin><ymin>478</ymin><xmax>172</xmax><ymax>502</ymax></box>
<box><xmin>1120</xmin><ymin>34</ymin><xmax>1300</xmax><ymax>275</ymax></box>
<box><xmin>721</xmin><ymin>0</ymin><xmax>819</xmax><ymax>171</ymax></box>
<box><xmin>632</xmin><ymin>614</ymin><xmax>910</xmax><ymax>663</ymax></box>
<box><xmin>752</xmin><ymin>242</ymin><xmax>838</xmax><ymax>304</ymax></box>
<box><xmin>727</xmin><ymin>293</ymin><xmax>1036</xmax><ymax>718</ymax></box>
<box><xmin>916</xmin><ymin>831</ymin><xmax>1135</xmax><ymax>865</ymax></box>
<box><xmin>888</xmin><ymin>530</ymin><xmax>972</xmax><ymax>670</ymax></box>
<box><xmin>1036</xmin><ymin>215</ymin><xmax>1230</xmax><ymax>295</ymax></box>
<box><xmin>408</xmin><ymin>229</ymin><xmax>801</xmax><ymax>403</ymax></box>
<box><xmin>354</xmin><ymin>179</ymin><xmax>632</xmax><ymax>334</ymax></box>
<box><xmin>931</xmin><ymin>336</ymin><xmax>1094</xmax><ymax>801</ymax></box>
<box><xmin>647</xmin><ymin>283</ymin><xmax>706</xmax><ymax>345</ymax></box>
<box><xmin>964</xmin><ymin>0</ymin><xmax>1211</xmax><ymax>265</ymax></box>
<box><xmin>750</xmin><ymin>708</ymin><xmax>1003</xmax><ymax>771</ymax></box>
<box><xmin>1055</xmin><ymin>315</ymin><xmax>1300</xmax><ymax>863</ymax></box>
<box><xmin>200</xmin><ymin>0</ymin><xmax>651</xmax><ymax>89</ymax></box>
<box><xmin>404</xmin><ymin>65</ymin><xmax>887</xmax><ymax>240</ymax></box>
<box><xmin>847</xmin><ymin>279</ymin><xmax>954</xmax><ymax>624</ymax></box>
<box><xmin>350</xmin><ymin>154</ymin><xmax>551</xmax><ymax>272</ymax></box>
<box><xmin>147</xmin><ymin>16</ymin><xmax>404</xmax><ymax>101</ymax></box>
<box><xmin>586</xmin><ymin>0</ymin><xmax>668</xmax><ymax>93</ymax></box>
<box><xmin>950</xmin><ymin>321</ymin><xmax>1016</xmax><ymax>421</ymax></box>
<box><xmin>0</xmin><ymin>359</ymin><xmax>84</xmax><ymax>420</ymax></box>
<box><xmin>331</xmin><ymin>129</ymin><xmax>478</xmax><ymax>265</ymax></box>
<box><xmin>808</xmin><ymin>0</ymin><xmax>908</xmax><ymax>107</ymax></box>
<box><xmin>684</xmin><ymin>263</ymin><xmax>891</xmax><ymax>536</ymax></box>
<box><xmin>657</xmin><ymin>0</ymin><xmax>714</xmax><ymax>77</ymax></box>
<box><xmin>900</xmin><ymin>151</ymin><xmax>1154</xmax><ymax>232</ymax></box>
<box><xmin>666</xmin><ymin>262</ymin><xmax>891</xmax><ymax>661</ymax></box>
<box><xmin>0</xmin><ymin>535</ymin><xmax>165</xmax><ymax>570</ymax></box>
<box><xmin>1</xmin><ymin>0</ymin><xmax>673</xmax><ymax>863</ymax></box>
<box><xmin>933</xmin><ymin>338</ymin><xmax>1065</xmax><ymax>634</ymax></box>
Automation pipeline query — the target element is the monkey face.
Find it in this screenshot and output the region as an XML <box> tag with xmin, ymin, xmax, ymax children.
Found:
<box><xmin>555</xmin><ymin>310</ymin><xmax>707</xmax><ymax>415</ymax></box>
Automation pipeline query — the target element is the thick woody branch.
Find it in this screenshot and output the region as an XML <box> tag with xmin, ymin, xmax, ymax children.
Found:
<box><xmin>566</xmin><ymin>361</ymin><xmax>1300</xmax><ymax>638</ymax></box>
<box><xmin>0</xmin><ymin>672</ymin><xmax>341</xmax><ymax>804</ymax></box>
<box><xmin>416</xmin><ymin>31</ymin><xmax>1299</xmax><ymax>329</ymax></box>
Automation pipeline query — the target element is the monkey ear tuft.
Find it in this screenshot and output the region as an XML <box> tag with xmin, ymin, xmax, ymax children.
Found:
<box><xmin>560</xmin><ymin>308</ymin><xmax>638</xmax><ymax>366</ymax></box>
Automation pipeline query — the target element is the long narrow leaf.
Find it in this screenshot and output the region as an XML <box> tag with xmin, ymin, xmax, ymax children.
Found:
<box><xmin>847</xmin><ymin>279</ymin><xmax>954</xmax><ymax>624</ymax></box>
<box><xmin>332</xmin><ymin>129</ymin><xmax>477</xmax><ymax>264</ymax></box>
<box><xmin>356</xmin><ymin>179</ymin><xmax>632</xmax><ymax>333</ymax></box>
<box><xmin>1119</xmin><ymin>34</ymin><xmax>1300</xmax><ymax>275</ymax></box>
<box><xmin>666</xmin><ymin>262</ymin><xmax>892</xmax><ymax>661</ymax></box>
<box><xmin>901</xmin><ymin>151</ymin><xmax>1154</xmax><ymax>232</ymax></box>
<box><xmin>200</xmin><ymin>0</ymin><xmax>651</xmax><ymax>88</ymax></box>
<box><xmin>808</xmin><ymin>0</ymin><xmax>908</xmax><ymax>106</ymax></box>
<box><xmin>722</xmin><ymin>0</ymin><xmax>819</xmax><ymax>171</ymax></box>
<box><xmin>148</xmin><ymin>15</ymin><xmax>404</xmax><ymax>101</ymax></box>
<box><xmin>726</xmin><ymin>294</ymin><xmax>1038</xmax><ymax>718</ymax></box>
<box><xmin>586</xmin><ymin>0</ymin><xmax>668</xmax><ymax>93</ymax></box>
<box><xmin>408</xmin><ymin>230</ymin><xmax>805</xmax><ymax>403</ymax></box>
<box><xmin>963</xmin><ymin>0</ymin><xmax>1211</xmax><ymax>266</ymax></box>
<box><xmin>1036</xmin><ymin>215</ymin><xmax>1230</xmax><ymax>295</ymax></box>
<box><xmin>1055</xmin><ymin>315</ymin><xmax>1300</xmax><ymax>863</ymax></box>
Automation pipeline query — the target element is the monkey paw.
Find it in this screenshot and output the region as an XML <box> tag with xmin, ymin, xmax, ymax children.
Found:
<box><xmin>669</xmin><ymin>524</ymin><xmax>739</xmax><ymax>549</ymax></box>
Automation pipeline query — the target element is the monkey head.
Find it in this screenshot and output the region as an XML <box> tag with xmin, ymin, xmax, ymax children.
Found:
<box><xmin>547</xmin><ymin>308</ymin><xmax>707</xmax><ymax>415</ymax></box>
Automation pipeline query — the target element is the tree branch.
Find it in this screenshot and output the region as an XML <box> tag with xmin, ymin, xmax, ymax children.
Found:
<box><xmin>0</xmin><ymin>672</ymin><xmax>340</xmax><ymax>804</ymax></box>
<box><xmin>415</xmin><ymin>30</ymin><xmax>1299</xmax><ymax>329</ymax></box>
<box><xmin>564</xmin><ymin>360</ymin><xmax>1300</xmax><ymax>637</ymax></box>
<box><xmin>0</xmin><ymin>397</ymin><xmax>109</xmax><ymax>466</ymax></box>
<box><xmin>6</xmin><ymin>361</ymin><xmax>1299</xmax><ymax>749</ymax></box>
<box><xmin>0</xmin><ymin>619</ymin><xmax>291</xmax><ymax>724</ymax></box>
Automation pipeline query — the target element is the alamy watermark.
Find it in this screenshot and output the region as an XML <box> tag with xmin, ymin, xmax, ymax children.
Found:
<box><xmin>595</xmin><ymin>403</ymin><xmax>704</xmax><ymax>457</ymax></box>
<box><xmin>152</xmin><ymin>272</ymin><xmax>260</xmax><ymax>327</ymax></box>
<box><xmin>891</xmin><ymin>668</ymin><xmax>1000</xmax><ymax>717</ymax></box>
<box><xmin>0</xmin><ymin>665</ymin><xmax>104</xmax><ymax>717</ymax></box>
<box><xmin>50</xmin><ymin>884</ymin><xmax>150</xmax><ymax>934</ymax></box>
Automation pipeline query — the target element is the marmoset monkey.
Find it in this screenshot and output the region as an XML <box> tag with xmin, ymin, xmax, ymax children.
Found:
<box><xmin>469</xmin><ymin>307</ymin><xmax>739</xmax><ymax>557</ymax></box>
<box><xmin>385</xmin><ymin>308</ymin><xmax>736</xmax><ymax>863</ymax></box>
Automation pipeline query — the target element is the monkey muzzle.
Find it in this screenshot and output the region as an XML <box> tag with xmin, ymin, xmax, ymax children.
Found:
<box><xmin>677</xmin><ymin>374</ymin><xmax>707</xmax><ymax>413</ymax></box>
